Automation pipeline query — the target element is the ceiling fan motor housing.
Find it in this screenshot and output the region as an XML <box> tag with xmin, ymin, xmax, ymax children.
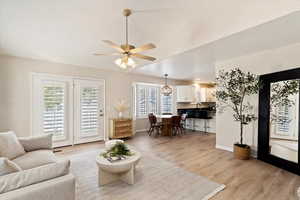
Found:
<box><xmin>121</xmin><ymin>44</ymin><xmax>135</xmax><ymax>52</ymax></box>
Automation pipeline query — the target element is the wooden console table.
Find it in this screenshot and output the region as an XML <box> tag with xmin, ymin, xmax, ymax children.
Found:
<box><xmin>109</xmin><ymin>118</ymin><xmax>133</xmax><ymax>139</ymax></box>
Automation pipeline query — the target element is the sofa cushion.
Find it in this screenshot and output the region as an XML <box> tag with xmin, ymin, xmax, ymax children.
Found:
<box><xmin>18</xmin><ymin>134</ymin><xmax>53</xmax><ymax>152</ymax></box>
<box><xmin>0</xmin><ymin>158</ymin><xmax>22</xmax><ymax>176</ymax></box>
<box><xmin>0</xmin><ymin>131</ymin><xmax>25</xmax><ymax>159</ymax></box>
<box><xmin>0</xmin><ymin>159</ymin><xmax>70</xmax><ymax>194</ymax></box>
<box><xmin>12</xmin><ymin>150</ymin><xmax>57</xmax><ymax>170</ymax></box>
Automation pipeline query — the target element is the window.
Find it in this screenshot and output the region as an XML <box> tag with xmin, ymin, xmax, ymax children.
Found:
<box><xmin>276</xmin><ymin>105</ymin><xmax>291</xmax><ymax>134</ymax></box>
<box><xmin>272</xmin><ymin>93</ymin><xmax>298</xmax><ymax>139</ymax></box>
<box><xmin>135</xmin><ymin>83</ymin><xmax>173</xmax><ymax>118</ymax></box>
<box><xmin>43</xmin><ymin>83</ymin><xmax>66</xmax><ymax>140</ymax></box>
<box><xmin>161</xmin><ymin>94</ymin><xmax>173</xmax><ymax>114</ymax></box>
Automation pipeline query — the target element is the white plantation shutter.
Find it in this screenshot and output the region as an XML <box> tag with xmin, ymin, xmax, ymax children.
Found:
<box><xmin>80</xmin><ymin>87</ymin><xmax>99</xmax><ymax>134</ymax></box>
<box><xmin>135</xmin><ymin>83</ymin><xmax>173</xmax><ymax>118</ymax></box>
<box><xmin>276</xmin><ymin>105</ymin><xmax>290</xmax><ymax>134</ymax></box>
<box><xmin>161</xmin><ymin>94</ymin><xmax>173</xmax><ymax>114</ymax></box>
<box><xmin>136</xmin><ymin>85</ymin><xmax>147</xmax><ymax>117</ymax></box>
<box><xmin>42</xmin><ymin>82</ymin><xmax>67</xmax><ymax>141</ymax></box>
<box><xmin>148</xmin><ymin>86</ymin><xmax>159</xmax><ymax>114</ymax></box>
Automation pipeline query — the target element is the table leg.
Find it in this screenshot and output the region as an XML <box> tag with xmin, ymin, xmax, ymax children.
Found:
<box><xmin>98</xmin><ymin>168</ymin><xmax>118</xmax><ymax>186</ymax></box>
<box><xmin>120</xmin><ymin>166</ymin><xmax>135</xmax><ymax>185</ymax></box>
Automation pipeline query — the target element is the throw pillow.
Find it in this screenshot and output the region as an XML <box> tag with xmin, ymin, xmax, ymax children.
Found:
<box><xmin>0</xmin><ymin>131</ymin><xmax>25</xmax><ymax>159</ymax></box>
<box><xmin>18</xmin><ymin>134</ymin><xmax>53</xmax><ymax>152</ymax></box>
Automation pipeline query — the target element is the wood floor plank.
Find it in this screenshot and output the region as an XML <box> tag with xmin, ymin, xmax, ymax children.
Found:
<box><xmin>56</xmin><ymin>132</ymin><xmax>300</xmax><ymax>200</ymax></box>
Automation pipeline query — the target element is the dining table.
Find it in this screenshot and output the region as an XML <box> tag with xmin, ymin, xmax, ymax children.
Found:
<box><xmin>156</xmin><ymin>115</ymin><xmax>174</xmax><ymax>136</ymax></box>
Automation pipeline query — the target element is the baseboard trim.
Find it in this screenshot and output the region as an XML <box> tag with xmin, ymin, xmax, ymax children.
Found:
<box><xmin>135</xmin><ymin>129</ymin><xmax>147</xmax><ymax>133</ymax></box>
<box><xmin>215</xmin><ymin>144</ymin><xmax>233</xmax><ymax>152</ymax></box>
<box><xmin>216</xmin><ymin>144</ymin><xmax>258</xmax><ymax>158</ymax></box>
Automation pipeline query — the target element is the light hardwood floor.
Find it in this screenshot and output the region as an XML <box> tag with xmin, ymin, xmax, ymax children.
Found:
<box><xmin>57</xmin><ymin>132</ymin><xmax>300</xmax><ymax>200</ymax></box>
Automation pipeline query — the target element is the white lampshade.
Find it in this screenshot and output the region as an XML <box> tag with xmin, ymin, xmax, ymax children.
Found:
<box><xmin>115</xmin><ymin>57</ymin><xmax>136</xmax><ymax>70</ymax></box>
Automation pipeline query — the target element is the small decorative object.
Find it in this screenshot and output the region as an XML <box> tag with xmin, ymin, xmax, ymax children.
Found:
<box><xmin>161</xmin><ymin>74</ymin><xmax>172</xmax><ymax>96</ymax></box>
<box><xmin>101</xmin><ymin>142</ymin><xmax>133</xmax><ymax>163</ymax></box>
<box><xmin>114</xmin><ymin>99</ymin><xmax>129</xmax><ymax>118</ymax></box>
<box><xmin>216</xmin><ymin>68</ymin><xmax>260</xmax><ymax>160</ymax></box>
<box><xmin>105</xmin><ymin>139</ymin><xmax>124</xmax><ymax>150</ymax></box>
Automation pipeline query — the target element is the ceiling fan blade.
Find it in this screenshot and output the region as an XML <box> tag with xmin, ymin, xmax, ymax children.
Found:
<box><xmin>130</xmin><ymin>43</ymin><xmax>156</xmax><ymax>54</ymax></box>
<box><xmin>102</xmin><ymin>40</ymin><xmax>125</xmax><ymax>53</ymax></box>
<box><xmin>131</xmin><ymin>53</ymin><xmax>156</xmax><ymax>61</ymax></box>
<box><xmin>94</xmin><ymin>52</ymin><xmax>120</xmax><ymax>56</ymax></box>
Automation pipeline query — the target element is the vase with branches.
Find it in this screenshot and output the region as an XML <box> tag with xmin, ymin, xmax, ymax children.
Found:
<box><xmin>216</xmin><ymin>68</ymin><xmax>260</xmax><ymax>159</ymax></box>
<box><xmin>114</xmin><ymin>99</ymin><xmax>129</xmax><ymax>118</ymax></box>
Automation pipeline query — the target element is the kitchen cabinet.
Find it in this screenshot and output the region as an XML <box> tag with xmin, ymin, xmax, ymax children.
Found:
<box><xmin>176</xmin><ymin>85</ymin><xmax>195</xmax><ymax>102</ymax></box>
<box><xmin>205</xmin><ymin>87</ymin><xmax>216</xmax><ymax>102</ymax></box>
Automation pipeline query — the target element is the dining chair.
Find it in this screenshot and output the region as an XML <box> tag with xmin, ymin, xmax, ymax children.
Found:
<box><xmin>181</xmin><ymin>113</ymin><xmax>188</xmax><ymax>133</ymax></box>
<box><xmin>148</xmin><ymin>113</ymin><xmax>162</xmax><ymax>136</ymax></box>
<box><xmin>171</xmin><ymin>116</ymin><xmax>183</xmax><ymax>136</ymax></box>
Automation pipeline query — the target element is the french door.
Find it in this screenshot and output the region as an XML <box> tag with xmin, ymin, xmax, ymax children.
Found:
<box><xmin>32</xmin><ymin>74</ymin><xmax>105</xmax><ymax>147</ymax></box>
<box><xmin>74</xmin><ymin>79</ymin><xmax>105</xmax><ymax>144</ymax></box>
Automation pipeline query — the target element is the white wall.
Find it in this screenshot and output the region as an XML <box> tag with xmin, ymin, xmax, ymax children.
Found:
<box><xmin>215</xmin><ymin>42</ymin><xmax>300</xmax><ymax>152</ymax></box>
<box><xmin>0</xmin><ymin>55</ymin><xmax>186</xmax><ymax>137</ymax></box>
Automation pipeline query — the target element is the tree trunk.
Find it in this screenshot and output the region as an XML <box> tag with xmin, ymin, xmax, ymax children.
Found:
<box><xmin>240</xmin><ymin>120</ymin><xmax>243</xmax><ymax>145</ymax></box>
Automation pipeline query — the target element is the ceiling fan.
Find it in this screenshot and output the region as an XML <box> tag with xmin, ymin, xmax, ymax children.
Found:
<box><xmin>94</xmin><ymin>9</ymin><xmax>157</xmax><ymax>70</ymax></box>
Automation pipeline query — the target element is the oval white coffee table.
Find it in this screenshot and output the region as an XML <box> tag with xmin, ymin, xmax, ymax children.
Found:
<box><xmin>96</xmin><ymin>148</ymin><xmax>141</xmax><ymax>186</ymax></box>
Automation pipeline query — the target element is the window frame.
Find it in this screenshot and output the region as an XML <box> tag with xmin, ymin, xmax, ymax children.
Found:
<box><xmin>133</xmin><ymin>82</ymin><xmax>174</xmax><ymax>119</ymax></box>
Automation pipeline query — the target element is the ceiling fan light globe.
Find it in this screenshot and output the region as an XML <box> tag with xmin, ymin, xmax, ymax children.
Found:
<box><xmin>127</xmin><ymin>57</ymin><xmax>135</xmax><ymax>66</ymax></box>
<box><xmin>115</xmin><ymin>58</ymin><xmax>122</xmax><ymax>66</ymax></box>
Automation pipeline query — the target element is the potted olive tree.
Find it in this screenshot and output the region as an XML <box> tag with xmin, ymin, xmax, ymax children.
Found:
<box><xmin>216</xmin><ymin>68</ymin><xmax>260</xmax><ymax>160</ymax></box>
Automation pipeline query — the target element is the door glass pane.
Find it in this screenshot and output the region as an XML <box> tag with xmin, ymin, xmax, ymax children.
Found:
<box><xmin>43</xmin><ymin>85</ymin><xmax>65</xmax><ymax>140</ymax></box>
<box><xmin>269</xmin><ymin>79</ymin><xmax>299</xmax><ymax>163</ymax></box>
<box><xmin>80</xmin><ymin>87</ymin><xmax>99</xmax><ymax>135</ymax></box>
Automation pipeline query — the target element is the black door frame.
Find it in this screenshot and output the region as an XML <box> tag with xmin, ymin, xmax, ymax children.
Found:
<box><xmin>258</xmin><ymin>68</ymin><xmax>300</xmax><ymax>175</ymax></box>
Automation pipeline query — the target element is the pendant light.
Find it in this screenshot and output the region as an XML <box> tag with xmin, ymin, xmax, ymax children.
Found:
<box><xmin>161</xmin><ymin>74</ymin><xmax>172</xmax><ymax>96</ymax></box>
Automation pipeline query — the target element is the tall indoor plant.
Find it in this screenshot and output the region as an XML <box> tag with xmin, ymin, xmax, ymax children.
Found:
<box><xmin>216</xmin><ymin>68</ymin><xmax>260</xmax><ymax>160</ymax></box>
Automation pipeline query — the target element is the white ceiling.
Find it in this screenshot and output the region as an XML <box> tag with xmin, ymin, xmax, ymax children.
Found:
<box><xmin>1</xmin><ymin>0</ymin><xmax>300</xmax><ymax>80</ymax></box>
<box><xmin>139</xmin><ymin>11</ymin><xmax>300</xmax><ymax>81</ymax></box>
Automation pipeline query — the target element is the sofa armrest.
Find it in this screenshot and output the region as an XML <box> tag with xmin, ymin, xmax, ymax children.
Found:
<box><xmin>0</xmin><ymin>159</ymin><xmax>70</xmax><ymax>194</ymax></box>
<box><xmin>0</xmin><ymin>174</ymin><xmax>75</xmax><ymax>200</ymax></box>
<box><xmin>18</xmin><ymin>134</ymin><xmax>53</xmax><ymax>152</ymax></box>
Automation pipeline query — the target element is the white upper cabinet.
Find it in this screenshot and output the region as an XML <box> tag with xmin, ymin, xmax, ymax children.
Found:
<box><xmin>205</xmin><ymin>87</ymin><xmax>216</xmax><ymax>102</ymax></box>
<box><xmin>176</xmin><ymin>85</ymin><xmax>195</xmax><ymax>102</ymax></box>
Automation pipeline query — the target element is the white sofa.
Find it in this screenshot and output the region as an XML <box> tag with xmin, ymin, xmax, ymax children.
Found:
<box><xmin>0</xmin><ymin>132</ymin><xmax>76</xmax><ymax>200</ymax></box>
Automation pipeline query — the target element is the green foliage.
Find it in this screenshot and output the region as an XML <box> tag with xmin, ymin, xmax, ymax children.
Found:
<box><xmin>44</xmin><ymin>86</ymin><xmax>64</xmax><ymax>110</ymax></box>
<box><xmin>216</xmin><ymin>68</ymin><xmax>260</xmax><ymax>145</ymax></box>
<box><xmin>270</xmin><ymin>80</ymin><xmax>299</xmax><ymax>123</ymax></box>
<box><xmin>101</xmin><ymin>142</ymin><xmax>133</xmax><ymax>158</ymax></box>
<box><xmin>271</xmin><ymin>80</ymin><xmax>299</xmax><ymax>108</ymax></box>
